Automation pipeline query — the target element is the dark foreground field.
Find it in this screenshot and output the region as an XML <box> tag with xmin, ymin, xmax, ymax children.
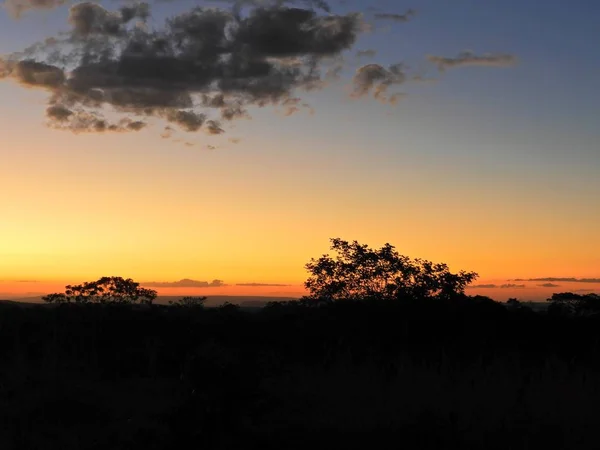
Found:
<box><xmin>1</xmin><ymin>298</ymin><xmax>600</xmax><ymax>450</ymax></box>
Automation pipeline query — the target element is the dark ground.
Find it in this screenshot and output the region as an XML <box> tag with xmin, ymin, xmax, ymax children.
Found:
<box><xmin>0</xmin><ymin>298</ymin><xmax>599</xmax><ymax>449</ymax></box>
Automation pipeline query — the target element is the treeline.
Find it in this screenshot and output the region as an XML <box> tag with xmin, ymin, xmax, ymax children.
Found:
<box><xmin>1</xmin><ymin>293</ymin><xmax>600</xmax><ymax>379</ymax></box>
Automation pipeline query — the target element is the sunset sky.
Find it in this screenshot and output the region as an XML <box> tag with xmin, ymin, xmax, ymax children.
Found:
<box><xmin>1</xmin><ymin>0</ymin><xmax>599</xmax><ymax>302</ymax></box>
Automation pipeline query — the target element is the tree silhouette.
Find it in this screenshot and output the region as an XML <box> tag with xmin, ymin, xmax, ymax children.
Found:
<box><xmin>304</xmin><ymin>238</ymin><xmax>478</xmax><ymax>302</ymax></box>
<box><xmin>168</xmin><ymin>296</ymin><xmax>207</xmax><ymax>308</ymax></box>
<box><xmin>42</xmin><ymin>276</ymin><xmax>157</xmax><ymax>305</ymax></box>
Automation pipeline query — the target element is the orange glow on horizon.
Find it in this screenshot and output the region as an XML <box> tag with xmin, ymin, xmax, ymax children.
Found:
<box><xmin>1</xmin><ymin>278</ymin><xmax>598</xmax><ymax>303</ymax></box>
<box><xmin>1</xmin><ymin>95</ymin><xmax>599</xmax><ymax>301</ymax></box>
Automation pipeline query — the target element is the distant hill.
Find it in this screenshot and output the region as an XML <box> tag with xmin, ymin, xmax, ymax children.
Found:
<box><xmin>0</xmin><ymin>295</ymin><xmax>298</xmax><ymax>308</ymax></box>
<box><xmin>0</xmin><ymin>299</ymin><xmax>38</xmax><ymax>308</ymax></box>
<box><xmin>1</xmin><ymin>296</ymin><xmax>550</xmax><ymax>311</ymax></box>
<box><xmin>159</xmin><ymin>295</ymin><xmax>298</xmax><ymax>308</ymax></box>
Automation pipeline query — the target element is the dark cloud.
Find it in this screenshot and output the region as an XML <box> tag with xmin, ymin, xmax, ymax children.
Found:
<box><xmin>212</xmin><ymin>0</ymin><xmax>332</xmax><ymax>14</ymax></box>
<box><xmin>126</xmin><ymin>120</ymin><xmax>147</xmax><ymax>131</ymax></box>
<box><xmin>500</xmin><ymin>284</ymin><xmax>526</xmax><ymax>289</ymax></box>
<box><xmin>1</xmin><ymin>1</ymin><xmax>518</xmax><ymax>137</ymax></box>
<box><xmin>47</xmin><ymin>109</ymin><xmax>148</xmax><ymax>133</ymax></box>
<box><xmin>163</xmin><ymin>110</ymin><xmax>206</xmax><ymax>132</ymax></box>
<box><xmin>205</xmin><ymin>120</ymin><xmax>225</xmax><ymax>135</ymax></box>
<box><xmin>142</xmin><ymin>279</ymin><xmax>227</xmax><ymax>288</ymax></box>
<box><xmin>277</xmin><ymin>96</ymin><xmax>313</xmax><ymax>115</ymax></box>
<box><xmin>427</xmin><ymin>51</ymin><xmax>517</xmax><ymax>71</ymax></box>
<box><xmin>351</xmin><ymin>63</ymin><xmax>406</xmax><ymax>104</ymax></box>
<box><xmin>513</xmin><ymin>277</ymin><xmax>600</xmax><ymax>284</ymax></box>
<box><xmin>3</xmin><ymin>0</ymin><xmax>68</xmax><ymax>18</ymax></box>
<box><xmin>325</xmin><ymin>62</ymin><xmax>344</xmax><ymax>80</ymax></box>
<box><xmin>538</xmin><ymin>283</ymin><xmax>560</xmax><ymax>288</ymax></box>
<box><xmin>0</xmin><ymin>59</ymin><xmax>66</xmax><ymax>89</ymax></box>
<box><xmin>236</xmin><ymin>283</ymin><xmax>292</xmax><ymax>287</ymax></box>
<box><xmin>373</xmin><ymin>9</ymin><xmax>416</xmax><ymax>23</ymax></box>
<box><xmin>160</xmin><ymin>126</ymin><xmax>174</xmax><ymax>139</ymax></box>
<box><xmin>68</xmin><ymin>2</ymin><xmax>148</xmax><ymax>38</ymax></box>
<box><xmin>1</xmin><ymin>0</ymin><xmax>367</xmax><ymax>135</ymax></box>
<box><xmin>46</xmin><ymin>104</ymin><xmax>73</xmax><ymax>122</ymax></box>
<box><xmin>228</xmin><ymin>137</ymin><xmax>241</xmax><ymax>144</ymax></box>
<box><xmin>234</xmin><ymin>7</ymin><xmax>360</xmax><ymax>57</ymax></box>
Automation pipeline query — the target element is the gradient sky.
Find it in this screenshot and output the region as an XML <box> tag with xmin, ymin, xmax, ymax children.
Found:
<box><xmin>1</xmin><ymin>0</ymin><xmax>599</xmax><ymax>301</ymax></box>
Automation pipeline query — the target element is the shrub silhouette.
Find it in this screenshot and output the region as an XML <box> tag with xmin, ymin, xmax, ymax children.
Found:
<box><xmin>304</xmin><ymin>237</ymin><xmax>478</xmax><ymax>302</ymax></box>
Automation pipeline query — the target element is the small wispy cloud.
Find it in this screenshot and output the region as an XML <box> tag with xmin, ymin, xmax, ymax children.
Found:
<box><xmin>468</xmin><ymin>283</ymin><xmax>526</xmax><ymax>289</ymax></box>
<box><xmin>373</xmin><ymin>9</ymin><xmax>416</xmax><ymax>23</ymax></box>
<box><xmin>236</xmin><ymin>283</ymin><xmax>292</xmax><ymax>287</ymax></box>
<box><xmin>427</xmin><ymin>51</ymin><xmax>517</xmax><ymax>72</ymax></box>
<box><xmin>513</xmin><ymin>277</ymin><xmax>600</xmax><ymax>283</ymax></box>
<box><xmin>143</xmin><ymin>279</ymin><xmax>226</xmax><ymax>288</ymax></box>
<box><xmin>537</xmin><ymin>283</ymin><xmax>560</xmax><ymax>288</ymax></box>
<box><xmin>468</xmin><ymin>284</ymin><xmax>499</xmax><ymax>289</ymax></box>
<box><xmin>356</xmin><ymin>49</ymin><xmax>377</xmax><ymax>58</ymax></box>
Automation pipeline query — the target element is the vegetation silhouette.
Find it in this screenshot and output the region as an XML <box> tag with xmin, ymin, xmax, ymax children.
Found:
<box><xmin>546</xmin><ymin>292</ymin><xmax>600</xmax><ymax>317</ymax></box>
<box><xmin>304</xmin><ymin>238</ymin><xmax>478</xmax><ymax>302</ymax></box>
<box><xmin>42</xmin><ymin>276</ymin><xmax>157</xmax><ymax>305</ymax></box>
<box><xmin>1</xmin><ymin>238</ymin><xmax>600</xmax><ymax>449</ymax></box>
<box><xmin>168</xmin><ymin>295</ymin><xmax>208</xmax><ymax>308</ymax></box>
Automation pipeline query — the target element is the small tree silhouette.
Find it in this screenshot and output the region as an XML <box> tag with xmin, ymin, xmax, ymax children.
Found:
<box><xmin>42</xmin><ymin>276</ymin><xmax>157</xmax><ymax>305</ymax></box>
<box><xmin>304</xmin><ymin>238</ymin><xmax>478</xmax><ymax>302</ymax></box>
<box><xmin>168</xmin><ymin>296</ymin><xmax>207</xmax><ymax>308</ymax></box>
<box><xmin>506</xmin><ymin>298</ymin><xmax>524</xmax><ymax>309</ymax></box>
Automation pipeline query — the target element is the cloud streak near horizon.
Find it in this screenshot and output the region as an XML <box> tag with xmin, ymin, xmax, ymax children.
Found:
<box><xmin>373</xmin><ymin>9</ymin><xmax>416</xmax><ymax>23</ymax></box>
<box><xmin>142</xmin><ymin>278</ymin><xmax>227</xmax><ymax>288</ymax></box>
<box><xmin>469</xmin><ymin>283</ymin><xmax>526</xmax><ymax>289</ymax></box>
<box><xmin>426</xmin><ymin>51</ymin><xmax>517</xmax><ymax>71</ymax></box>
<box><xmin>512</xmin><ymin>277</ymin><xmax>600</xmax><ymax>284</ymax></box>
<box><xmin>0</xmin><ymin>0</ymin><xmax>517</xmax><ymax>138</ymax></box>
<box><xmin>140</xmin><ymin>279</ymin><xmax>294</xmax><ymax>288</ymax></box>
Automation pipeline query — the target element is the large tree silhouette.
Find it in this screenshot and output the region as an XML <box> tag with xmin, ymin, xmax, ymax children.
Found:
<box><xmin>304</xmin><ymin>238</ymin><xmax>478</xmax><ymax>302</ymax></box>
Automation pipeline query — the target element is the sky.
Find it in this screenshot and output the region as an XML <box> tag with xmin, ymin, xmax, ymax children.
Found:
<box><xmin>1</xmin><ymin>0</ymin><xmax>599</xmax><ymax>301</ymax></box>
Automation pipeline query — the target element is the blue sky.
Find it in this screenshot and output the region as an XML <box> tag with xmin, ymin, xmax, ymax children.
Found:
<box><xmin>2</xmin><ymin>0</ymin><xmax>599</xmax><ymax>146</ymax></box>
